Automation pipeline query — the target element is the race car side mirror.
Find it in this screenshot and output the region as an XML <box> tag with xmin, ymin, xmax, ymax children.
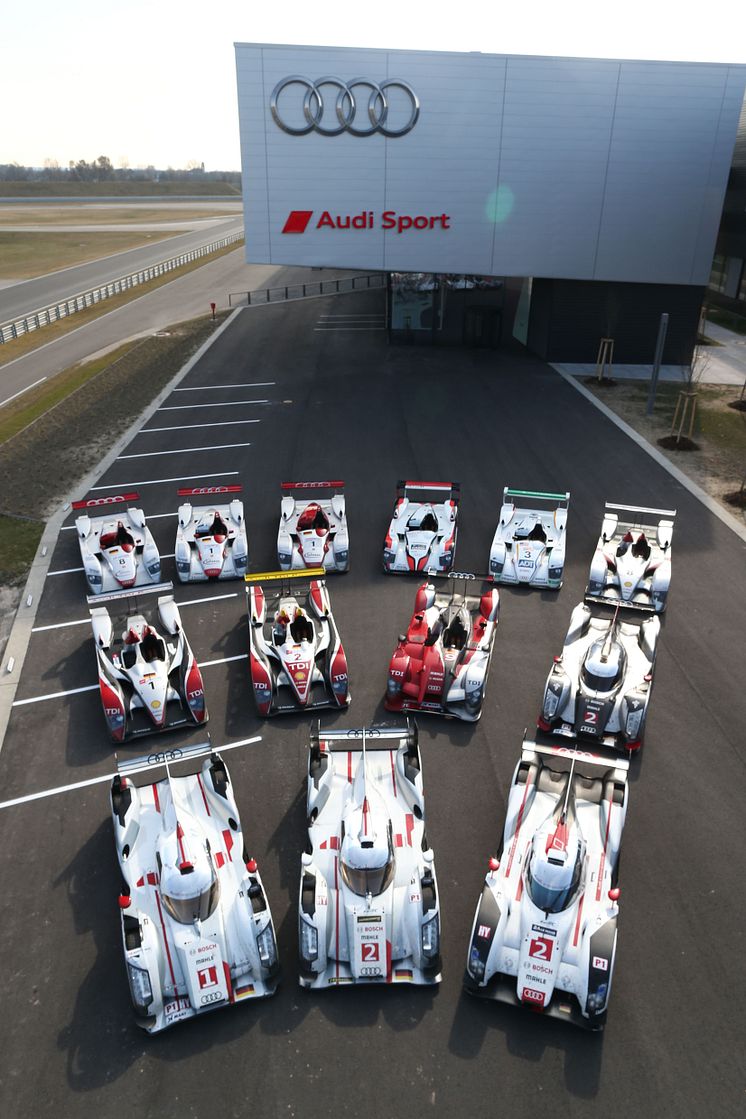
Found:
<box><xmin>608</xmin><ymin>887</ymin><xmax>621</xmax><ymax>901</ymax></box>
<box><xmin>301</xmin><ymin>852</ymin><xmax>313</xmax><ymax>867</ymax></box>
<box><xmin>423</xmin><ymin>849</ymin><xmax>434</xmax><ymax>864</ymax></box>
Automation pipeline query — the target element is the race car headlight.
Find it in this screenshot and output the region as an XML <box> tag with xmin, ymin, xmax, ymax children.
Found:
<box><xmin>176</xmin><ymin>559</ymin><xmax>191</xmax><ymax>574</ymax></box>
<box><xmin>490</xmin><ymin>556</ymin><xmax>503</xmax><ymax>573</ymax></box>
<box><xmin>586</xmin><ymin>985</ymin><xmax>608</xmax><ymax>1015</ymax></box>
<box><xmin>256</xmin><ymin>924</ymin><xmax>277</xmax><ymax>969</ymax></box>
<box><xmin>548</xmin><ymin>566</ymin><xmax>562</xmax><ymax>582</ymax></box>
<box><xmin>544</xmin><ymin>690</ymin><xmax>560</xmax><ymax>717</ymax></box>
<box><xmin>87</xmin><ymin>571</ymin><xmax>103</xmax><ymax>587</ymax></box>
<box><xmin>331</xmin><ymin>675</ymin><xmax>348</xmax><ymax>695</ymax></box>
<box><xmin>421</xmin><ymin>915</ymin><xmax>440</xmax><ymax>959</ymax></box>
<box><xmin>146</xmin><ymin>559</ymin><xmax>161</xmax><ymax>576</ymax></box>
<box><xmin>468</xmin><ymin>946</ymin><xmax>486</xmax><ymax>982</ymax></box>
<box><xmin>278</xmin><ymin>551</ymin><xmax>292</xmax><ymax>565</ymax></box>
<box><xmin>300</xmin><ymin>919</ymin><xmax>318</xmax><ymax>962</ymax></box>
<box><xmin>127</xmin><ymin>962</ymin><xmax>153</xmax><ymax>1010</ymax></box>
<box><xmin>465</xmin><ymin>685</ymin><xmax>483</xmax><ymax>710</ymax></box>
<box><xmin>383</xmin><ymin>549</ymin><xmax>395</xmax><ymax>565</ymax></box>
<box><xmin>386</xmin><ymin>677</ymin><xmax>402</xmax><ymax>696</ymax></box>
<box><xmin>625</xmin><ymin>706</ymin><xmax>643</xmax><ymax>737</ymax></box>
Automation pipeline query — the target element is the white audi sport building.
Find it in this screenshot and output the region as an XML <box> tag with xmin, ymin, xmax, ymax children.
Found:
<box><xmin>235</xmin><ymin>43</ymin><xmax>746</xmax><ymax>362</ymax></box>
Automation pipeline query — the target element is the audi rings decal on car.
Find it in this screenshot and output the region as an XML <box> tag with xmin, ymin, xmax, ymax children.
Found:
<box><xmin>270</xmin><ymin>76</ymin><xmax>420</xmax><ymax>137</ymax></box>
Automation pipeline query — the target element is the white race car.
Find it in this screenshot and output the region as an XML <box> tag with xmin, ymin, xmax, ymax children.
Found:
<box><xmin>489</xmin><ymin>487</ymin><xmax>570</xmax><ymax>589</ymax></box>
<box><xmin>299</xmin><ymin>723</ymin><xmax>442</xmax><ymax>988</ymax></box>
<box><xmin>73</xmin><ymin>492</ymin><xmax>161</xmax><ymax>595</ymax></box>
<box><xmin>464</xmin><ymin>737</ymin><xmax>628</xmax><ymax>1030</ymax></box>
<box><xmin>90</xmin><ymin>584</ymin><xmax>208</xmax><ymax>742</ymax></box>
<box><xmin>383</xmin><ymin>480</ymin><xmax>460</xmax><ymax>574</ymax></box>
<box><xmin>247</xmin><ymin>572</ymin><xmax>350</xmax><ymax>715</ymax></box>
<box><xmin>277</xmin><ymin>481</ymin><xmax>349</xmax><ymax>572</ymax></box>
<box><xmin>538</xmin><ymin>601</ymin><xmax>659</xmax><ymax>752</ymax></box>
<box><xmin>112</xmin><ymin>741</ymin><xmax>279</xmax><ymax>1033</ymax></box>
<box><xmin>175</xmin><ymin>485</ymin><xmax>248</xmax><ymax>582</ymax></box>
<box><xmin>586</xmin><ymin>503</ymin><xmax>675</xmax><ymax>612</ymax></box>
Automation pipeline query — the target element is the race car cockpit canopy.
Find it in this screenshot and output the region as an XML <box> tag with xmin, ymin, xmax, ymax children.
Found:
<box><xmin>297</xmin><ymin>503</ymin><xmax>329</xmax><ymax>533</ymax></box>
<box><xmin>196</xmin><ymin>512</ymin><xmax>228</xmax><ymax>542</ymax></box>
<box><xmin>580</xmin><ymin>636</ymin><xmax>626</xmax><ymax>694</ymax></box>
<box><xmin>158</xmin><ymin>825</ymin><xmax>221</xmax><ymax>925</ymax></box>
<box><xmin>525</xmin><ymin>818</ymin><xmax>585</xmax><ymax>915</ymax></box>
<box><xmin>408</xmin><ymin>506</ymin><xmax>439</xmax><ymax>533</ymax></box>
<box><xmin>339</xmin><ymin>797</ymin><xmax>395</xmax><ymax>897</ymax></box>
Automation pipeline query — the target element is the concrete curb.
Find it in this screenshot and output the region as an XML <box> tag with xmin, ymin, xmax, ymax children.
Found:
<box><xmin>554</xmin><ymin>366</ymin><xmax>746</xmax><ymax>545</ymax></box>
<box><xmin>0</xmin><ymin>306</ymin><xmax>243</xmax><ymax>756</ymax></box>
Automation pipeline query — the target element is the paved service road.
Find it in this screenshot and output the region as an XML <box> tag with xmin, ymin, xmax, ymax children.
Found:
<box><xmin>0</xmin><ymin>292</ymin><xmax>744</xmax><ymax>1119</ymax></box>
<box><xmin>0</xmin><ymin>215</ymin><xmax>244</xmax><ymax>323</ymax></box>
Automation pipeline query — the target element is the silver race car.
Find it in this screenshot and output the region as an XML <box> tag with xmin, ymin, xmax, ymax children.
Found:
<box><xmin>175</xmin><ymin>485</ymin><xmax>248</xmax><ymax>582</ymax></box>
<box><xmin>277</xmin><ymin>481</ymin><xmax>349</xmax><ymax>573</ymax></box>
<box><xmin>112</xmin><ymin>741</ymin><xmax>279</xmax><ymax>1033</ymax></box>
<box><xmin>385</xmin><ymin>575</ymin><xmax>500</xmax><ymax>721</ymax></box>
<box><xmin>299</xmin><ymin>723</ymin><xmax>441</xmax><ymax>988</ymax></box>
<box><xmin>383</xmin><ymin>480</ymin><xmax>460</xmax><ymax>574</ymax></box>
<box><xmin>489</xmin><ymin>487</ymin><xmax>570</xmax><ymax>589</ymax></box>
<box><xmin>74</xmin><ymin>493</ymin><xmax>162</xmax><ymax>595</ymax></box>
<box><xmin>538</xmin><ymin>601</ymin><xmax>659</xmax><ymax>752</ymax></box>
<box><xmin>90</xmin><ymin>584</ymin><xmax>208</xmax><ymax>742</ymax></box>
<box><xmin>246</xmin><ymin>571</ymin><xmax>350</xmax><ymax>716</ymax></box>
<box><xmin>464</xmin><ymin>737</ymin><xmax>628</xmax><ymax>1030</ymax></box>
<box><xmin>587</xmin><ymin>502</ymin><xmax>675</xmax><ymax>612</ymax></box>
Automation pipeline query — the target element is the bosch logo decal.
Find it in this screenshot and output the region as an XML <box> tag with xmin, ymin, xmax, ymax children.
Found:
<box><xmin>271</xmin><ymin>77</ymin><xmax>419</xmax><ymax>137</ymax></box>
<box><xmin>282</xmin><ymin>209</ymin><xmax>450</xmax><ymax>236</ymax></box>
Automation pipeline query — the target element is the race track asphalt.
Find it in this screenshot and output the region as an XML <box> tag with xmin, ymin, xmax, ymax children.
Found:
<box><xmin>0</xmin><ymin>289</ymin><xmax>744</xmax><ymax>1119</ymax></box>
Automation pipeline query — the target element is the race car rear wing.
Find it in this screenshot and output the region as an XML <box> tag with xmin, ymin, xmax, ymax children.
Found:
<box><xmin>397</xmin><ymin>480</ymin><xmax>460</xmax><ymax>502</ymax></box>
<box><xmin>71</xmin><ymin>492</ymin><xmax>140</xmax><ymax>510</ymax></box>
<box><xmin>177</xmin><ymin>484</ymin><xmax>242</xmax><ymax>496</ymax></box>
<box><xmin>245</xmin><ymin>567</ymin><xmax>326</xmax><ymax>584</ymax></box>
<box><xmin>86</xmin><ymin>581</ymin><xmax>174</xmax><ymax>607</ymax></box>
<box><xmin>522</xmin><ymin>733</ymin><xmax>629</xmax><ymax>782</ymax></box>
<box><xmin>314</xmin><ymin>721</ymin><xmax>418</xmax><ymax>753</ymax></box>
<box><xmin>583</xmin><ymin>592</ymin><xmax>657</xmax><ymax>618</ymax></box>
<box><xmin>281</xmin><ymin>480</ymin><xmax>344</xmax><ymax>491</ymax></box>
<box><xmin>503</xmin><ymin>486</ymin><xmax>570</xmax><ymax>508</ymax></box>
<box><xmin>117</xmin><ymin>740</ymin><xmax>215</xmax><ymax>785</ymax></box>
<box><xmin>604</xmin><ymin>502</ymin><xmax>677</xmax><ymax>520</ymax></box>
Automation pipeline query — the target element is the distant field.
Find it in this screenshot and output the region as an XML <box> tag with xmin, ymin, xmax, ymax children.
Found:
<box><xmin>0</xmin><ymin>180</ymin><xmax>241</xmax><ymax>197</ymax></box>
<box><xmin>0</xmin><ymin>204</ymin><xmax>239</xmax><ymax>226</ymax></box>
<box><xmin>0</xmin><ymin>230</ymin><xmax>173</xmax><ymax>280</ymax></box>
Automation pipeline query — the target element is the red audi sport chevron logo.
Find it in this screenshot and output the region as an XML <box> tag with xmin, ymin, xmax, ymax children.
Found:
<box><xmin>282</xmin><ymin>210</ymin><xmax>314</xmax><ymax>234</ymax></box>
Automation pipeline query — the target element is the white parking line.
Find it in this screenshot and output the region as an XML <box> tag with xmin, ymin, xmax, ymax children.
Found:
<box><xmin>91</xmin><ymin>472</ymin><xmax>239</xmax><ymax>490</ymax></box>
<box><xmin>140</xmin><ymin>420</ymin><xmax>260</xmax><ymax>433</ymax></box>
<box><xmin>31</xmin><ymin>590</ymin><xmax>238</xmax><ymax>631</ymax></box>
<box><xmin>47</xmin><ymin>553</ymin><xmax>175</xmax><ymax>577</ymax></box>
<box><xmin>173</xmin><ymin>383</ymin><xmax>275</xmax><ymax>390</ymax></box>
<box><xmin>11</xmin><ymin>652</ymin><xmax>248</xmax><ymax>707</ymax></box>
<box><xmin>117</xmin><ymin>443</ymin><xmax>252</xmax><ymax>460</ymax></box>
<box><xmin>314</xmin><ymin>327</ymin><xmax>385</xmax><ymax>332</ymax></box>
<box><xmin>157</xmin><ymin>400</ymin><xmax>269</xmax><ymax>410</ymax></box>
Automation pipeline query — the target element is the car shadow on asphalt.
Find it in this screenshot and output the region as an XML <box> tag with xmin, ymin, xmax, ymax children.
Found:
<box><xmin>448</xmin><ymin>989</ymin><xmax>603</xmax><ymax>1096</ymax></box>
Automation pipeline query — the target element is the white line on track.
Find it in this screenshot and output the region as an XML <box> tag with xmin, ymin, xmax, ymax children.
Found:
<box><xmin>91</xmin><ymin>472</ymin><xmax>239</xmax><ymax>490</ymax></box>
<box><xmin>117</xmin><ymin>443</ymin><xmax>252</xmax><ymax>460</ymax></box>
<box><xmin>173</xmin><ymin>383</ymin><xmax>275</xmax><ymax>390</ymax></box>
<box><xmin>47</xmin><ymin>552</ymin><xmax>175</xmax><ymax>577</ymax></box>
<box><xmin>0</xmin><ymin>376</ymin><xmax>47</xmax><ymax>407</ymax></box>
<box><xmin>0</xmin><ymin>736</ymin><xmax>262</xmax><ymax>811</ymax></box>
<box><xmin>31</xmin><ymin>590</ymin><xmax>238</xmax><ymax>631</ymax></box>
<box><xmin>11</xmin><ymin>651</ymin><xmax>248</xmax><ymax>708</ymax></box>
<box><xmin>61</xmin><ymin>511</ymin><xmax>178</xmax><ymax>531</ymax></box>
<box><xmin>140</xmin><ymin>419</ymin><xmax>260</xmax><ymax>433</ymax></box>
<box><xmin>157</xmin><ymin>400</ymin><xmax>270</xmax><ymax>410</ymax></box>
<box><xmin>314</xmin><ymin>327</ymin><xmax>385</xmax><ymax>331</ymax></box>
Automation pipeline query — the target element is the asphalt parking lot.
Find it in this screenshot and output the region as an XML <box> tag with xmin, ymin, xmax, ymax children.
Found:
<box><xmin>0</xmin><ymin>288</ymin><xmax>744</xmax><ymax>1119</ymax></box>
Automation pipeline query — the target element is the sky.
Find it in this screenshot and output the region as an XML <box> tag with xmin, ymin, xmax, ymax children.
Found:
<box><xmin>2</xmin><ymin>0</ymin><xmax>745</xmax><ymax>171</ymax></box>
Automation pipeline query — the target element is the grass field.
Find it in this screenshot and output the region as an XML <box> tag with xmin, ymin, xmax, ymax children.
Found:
<box><xmin>0</xmin><ymin>230</ymin><xmax>173</xmax><ymax>280</ymax></box>
<box><xmin>0</xmin><ymin>237</ymin><xmax>243</xmax><ymax>367</ymax></box>
<box><xmin>0</xmin><ymin>205</ymin><xmax>239</xmax><ymax>226</ymax></box>
<box><xmin>0</xmin><ymin>180</ymin><xmax>240</xmax><ymax>197</ymax></box>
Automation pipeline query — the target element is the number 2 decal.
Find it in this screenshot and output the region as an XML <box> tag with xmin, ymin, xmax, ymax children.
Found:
<box><xmin>529</xmin><ymin>936</ymin><xmax>553</xmax><ymax>960</ymax></box>
<box><xmin>361</xmin><ymin>943</ymin><xmax>380</xmax><ymax>963</ymax></box>
<box><xmin>584</xmin><ymin>710</ymin><xmax>599</xmax><ymax>724</ymax></box>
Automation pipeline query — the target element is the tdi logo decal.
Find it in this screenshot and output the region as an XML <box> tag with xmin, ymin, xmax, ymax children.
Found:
<box><xmin>282</xmin><ymin>210</ymin><xmax>450</xmax><ymax>235</ymax></box>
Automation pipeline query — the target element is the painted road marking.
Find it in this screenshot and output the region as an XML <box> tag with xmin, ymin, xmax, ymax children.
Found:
<box><xmin>31</xmin><ymin>591</ymin><xmax>238</xmax><ymax>631</ymax></box>
<box><xmin>0</xmin><ymin>376</ymin><xmax>47</xmax><ymax>407</ymax></box>
<box><xmin>140</xmin><ymin>419</ymin><xmax>260</xmax><ymax>433</ymax></box>
<box><xmin>173</xmin><ymin>383</ymin><xmax>275</xmax><ymax>390</ymax></box>
<box><xmin>157</xmin><ymin>400</ymin><xmax>270</xmax><ymax>410</ymax></box>
<box><xmin>91</xmin><ymin>472</ymin><xmax>239</xmax><ymax>490</ymax></box>
<box><xmin>47</xmin><ymin>553</ymin><xmax>175</xmax><ymax>577</ymax></box>
<box><xmin>117</xmin><ymin>443</ymin><xmax>252</xmax><ymax>460</ymax></box>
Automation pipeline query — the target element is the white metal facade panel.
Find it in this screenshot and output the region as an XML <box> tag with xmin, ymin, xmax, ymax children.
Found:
<box><xmin>235</xmin><ymin>44</ymin><xmax>746</xmax><ymax>285</ymax></box>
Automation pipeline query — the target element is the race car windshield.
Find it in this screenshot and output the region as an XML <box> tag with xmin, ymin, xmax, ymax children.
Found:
<box><xmin>340</xmin><ymin>857</ymin><xmax>395</xmax><ymax>897</ymax></box>
<box><xmin>162</xmin><ymin>875</ymin><xmax>220</xmax><ymax>925</ymax></box>
<box><xmin>525</xmin><ymin>848</ymin><xmax>583</xmax><ymax>915</ymax></box>
<box><xmin>581</xmin><ymin>666</ymin><xmax>619</xmax><ymax>692</ymax></box>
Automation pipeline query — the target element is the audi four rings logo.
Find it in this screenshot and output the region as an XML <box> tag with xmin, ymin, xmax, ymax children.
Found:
<box><xmin>270</xmin><ymin>76</ymin><xmax>420</xmax><ymax>137</ymax></box>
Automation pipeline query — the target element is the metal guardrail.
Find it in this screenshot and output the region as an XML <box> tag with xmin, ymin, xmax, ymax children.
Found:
<box><xmin>0</xmin><ymin>230</ymin><xmax>244</xmax><ymax>345</ymax></box>
<box><xmin>228</xmin><ymin>272</ymin><xmax>385</xmax><ymax>307</ymax></box>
